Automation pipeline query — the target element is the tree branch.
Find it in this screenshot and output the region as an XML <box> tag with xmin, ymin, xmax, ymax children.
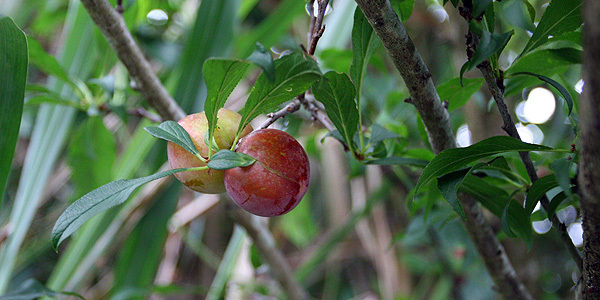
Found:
<box><xmin>78</xmin><ymin>1</ymin><xmax>309</xmax><ymax>299</ymax></box>
<box><xmin>80</xmin><ymin>0</ymin><xmax>185</xmax><ymax>121</ymax></box>
<box><xmin>354</xmin><ymin>1</ymin><xmax>532</xmax><ymax>299</ymax></box>
<box><xmin>578</xmin><ymin>0</ymin><xmax>600</xmax><ymax>298</ymax></box>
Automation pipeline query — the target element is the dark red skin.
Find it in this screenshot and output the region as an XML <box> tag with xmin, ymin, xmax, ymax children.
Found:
<box><xmin>224</xmin><ymin>129</ymin><xmax>310</xmax><ymax>217</ymax></box>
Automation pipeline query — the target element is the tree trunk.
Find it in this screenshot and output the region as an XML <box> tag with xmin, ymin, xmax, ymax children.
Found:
<box><xmin>578</xmin><ymin>1</ymin><xmax>600</xmax><ymax>299</ymax></box>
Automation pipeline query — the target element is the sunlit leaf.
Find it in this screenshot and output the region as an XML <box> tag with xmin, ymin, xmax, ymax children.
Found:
<box><xmin>237</xmin><ymin>52</ymin><xmax>321</xmax><ymax>134</ymax></box>
<box><xmin>203</xmin><ymin>58</ymin><xmax>251</xmax><ymax>143</ymax></box>
<box><xmin>207</xmin><ymin>149</ymin><xmax>256</xmax><ymax>170</ymax></box>
<box><xmin>520</xmin><ymin>0</ymin><xmax>583</xmax><ymax>56</ymax></box>
<box><xmin>144</xmin><ymin>121</ymin><xmax>200</xmax><ymax>157</ymax></box>
<box><xmin>350</xmin><ymin>7</ymin><xmax>377</xmax><ymax>96</ymax></box>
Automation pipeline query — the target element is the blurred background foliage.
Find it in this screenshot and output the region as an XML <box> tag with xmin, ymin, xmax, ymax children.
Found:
<box><xmin>0</xmin><ymin>0</ymin><xmax>583</xmax><ymax>299</ymax></box>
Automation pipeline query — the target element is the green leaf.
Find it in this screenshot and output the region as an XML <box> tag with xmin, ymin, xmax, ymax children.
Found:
<box><xmin>0</xmin><ymin>279</ymin><xmax>84</xmax><ymax>300</ymax></box>
<box><xmin>0</xmin><ymin>17</ymin><xmax>27</xmax><ymax>206</ymax></box>
<box><xmin>25</xmin><ymin>95</ymin><xmax>85</xmax><ymax>109</ymax></box>
<box><xmin>501</xmin><ymin>194</ymin><xmax>532</xmax><ymax>246</ymax></box>
<box><xmin>144</xmin><ymin>121</ymin><xmax>200</xmax><ymax>157</ymax></box>
<box><xmin>247</xmin><ymin>43</ymin><xmax>275</xmax><ymax>81</ymax></box>
<box><xmin>436</xmin><ymin>77</ymin><xmax>485</xmax><ymax>111</ymax></box>
<box><xmin>237</xmin><ymin>52</ymin><xmax>321</xmax><ymax>134</ymax></box>
<box><xmin>508</xmin><ymin>48</ymin><xmax>582</xmax><ymax>75</ymax></box>
<box><xmin>510</xmin><ymin>71</ymin><xmax>574</xmax><ymax>115</ymax></box>
<box><xmin>52</xmin><ymin>168</ymin><xmax>189</xmax><ymax>250</ymax></box>
<box><xmin>312</xmin><ymin>71</ymin><xmax>359</xmax><ymax>150</ymax></box>
<box><xmin>26</xmin><ymin>36</ymin><xmax>73</xmax><ymax>87</ymax></box>
<box><xmin>525</xmin><ymin>174</ymin><xmax>558</xmax><ymax>214</ymax></box>
<box><xmin>368</xmin><ymin>124</ymin><xmax>400</xmax><ymax>145</ymax></box>
<box><xmin>550</xmin><ymin>157</ymin><xmax>574</xmax><ymax>198</ymax></box>
<box><xmin>437</xmin><ymin>169</ymin><xmax>470</xmax><ymax>220</ymax></box>
<box><xmin>519</xmin><ymin>0</ymin><xmax>583</xmax><ymax>56</ymax></box>
<box><xmin>414</xmin><ymin>136</ymin><xmax>553</xmax><ymax>198</ymax></box>
<box><xmin>461</xmin><ymin>175</ymin><xmax>509</xmax><ymax>217</ymax></box>
<box><xmin>364</xmin><ymin>156</ymin><xmax>429</xmax><ymax>167</ymax></box>
<box><xmin>390</xmin><ymin>0</ymin><xmax>415</xmax><ymax>22</ymax></box>
<box><xmin>460</xmin><ymin>29</ymin><xmax>513</xmax><ymax>83</ymax></box>
<box><xmin>473</xmin><ymin>0</ymin><xmax>493</xmax><ymax>18</ymax></box>
<box><xmin>67</xmin><ymin>117</ymin><xmax>116</xmax><ymax>198</ymax></box>
<box><xmin>350</xmin><ymin>8</ymin><xmax>377</xmax><ymax>98</ymax></box>
<box><xmin>547</xmin><ymin>191</ymin><xmax>569</xmax><ymax>220</ymax></box>
<box><xmin>203</xmin><ymin>58</ymin><xmax>251</xmax><ymax>142</ymax></box>
<box><xmin>206</xmin><ymin>149</ymin><xmax>256</xmax><ymax>170</ymax></box>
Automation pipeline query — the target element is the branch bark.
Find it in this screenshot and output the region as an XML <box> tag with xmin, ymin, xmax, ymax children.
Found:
<box><xmin>578</xmin><ymin>1</ymin><xmax>600</xmax><ymax>298</ymax></box>
<box><xmin>78</xmin><ymin>1</ymin><xmax>309</xmax><ymax>299</ymax></box>
<box><xmin>353</xmin><ymin>1</ymin><xmax>532</xmax><ymax>299</ymax></box>
<box><xmin>80</xmin><ymin>0</ymin><xmax>185</xmax><ymax>121</ymax></box>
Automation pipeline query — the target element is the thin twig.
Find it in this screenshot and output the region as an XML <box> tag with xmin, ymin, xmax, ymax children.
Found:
<box><xmin>78</xmin><ymin>1</ymin><xmax>309</xmax><ymax>299</ymax></box>
<box><xmin>354</xmin><ymin>1</ymin><xmax>533</xmax><ymax>299</ymax></box>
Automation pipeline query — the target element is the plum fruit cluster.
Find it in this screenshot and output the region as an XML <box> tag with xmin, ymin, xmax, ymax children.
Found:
<box><xmin>167</xmin><ymin>109</ymin><xmax>310</xmax><ymax>217</ymax></box>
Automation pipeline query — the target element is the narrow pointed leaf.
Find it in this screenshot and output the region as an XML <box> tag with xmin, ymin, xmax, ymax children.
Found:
<box><xmin>519</xmin><ymin>0</ymin><xmax>583</xmax><ymax>56</ymax></box>
<box><xmin>501</xmin><ymin>195</ymin><xmax>533</xmax><ymax>247</ymax></box>
<box><xmin>0</xmin><ymin>279</ymin><xmax>84</xmax><ymax>300</ymax></box>
<box><xmin>414</xmin><ymin>136</ymin><xmax>553</xmax><ymax>198</ymax></box>
<box><xmin>525</xmin><ymin>174</ymin><xmax>558</xmax><ymax>214</ymax></box>
<box><xmin>364</xmin><ymin>156</ymin><xmax>429</xmax><ymax>167</ymax></box>
<box><xmin>437</xmin><ymin>168</ymin><xmax>470</xmax><ymax>220</ymax></box>
<box><xmin>27</xmin><ymin>36</ymin><xmax>73</xmax><ymax>87</ymax></box>
<box><xmin>144</xmin><ymin>121</ymin><xmax>200</xmax><ymax>157</ymax></box>
<box><xmin>52</xmin><ymin>168</ymin><xmax>189</xmax><ymax>250</ymax></box>
<box><xmin>436</xmin><ymin>77</ymin><xmax>485</xmax><ymax>111</ymax></box>
<box><xmin>312</xmin><ymin>71</ymin><xmax>359</xmax><ymax>150</ymax></box>
<box><xmin>237</xmin><ymin>52</ymin><xmax>321</xmax><ymax>134</ymax></box>
<box><xmin>460</xmin><ymin>29</ymin><xmax>513</xmax><ymax>83</ymax></box>
<box><xmin>0</xmin><ymin>17</ymin><xmax>27</xmax><ymax>205</ymax></box>
<box><xmin>350</xmin><ymin>8</ymin><xmax>377</xmax><ymax>96</ymax></box>
<box><xmin>548</xmin><ymin>191</ymin><xmax>569</xmax><ymax>220</ymax></box>
<box><xmin>204</xmin><ymin>58</ymin><xmax>251</xmax><ymax>142</ymax></box>
<box><xmin>207</xmin><ymin>149</ymin><xmax>255</xmax><ymax>170</ymax></box>
<box><xmin>247</xmin><ymin>43</ymin><xmax>275</xmax><ymax>81</ymax></box>
<box><xmin>368</xmin><ymin>124</ymin><xmax>400</xmax><ymax>145</ymax></box>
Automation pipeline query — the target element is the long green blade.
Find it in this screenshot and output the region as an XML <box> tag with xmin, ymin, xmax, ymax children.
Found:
<box><xmin>0</xmin><ymin>17</ymin><xmax>27</xmax><ymax>206</ymax></box>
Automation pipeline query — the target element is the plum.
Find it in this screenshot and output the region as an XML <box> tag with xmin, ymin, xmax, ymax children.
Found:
<box><xmin>224</xmin><ymin>129</ymin><xmax>310</xmax><ymax>217</ymax></box>
<box><xmin>167</xmin><ymin>109</ymin><xmax>252</xmax><ymax>194</ymax></box>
